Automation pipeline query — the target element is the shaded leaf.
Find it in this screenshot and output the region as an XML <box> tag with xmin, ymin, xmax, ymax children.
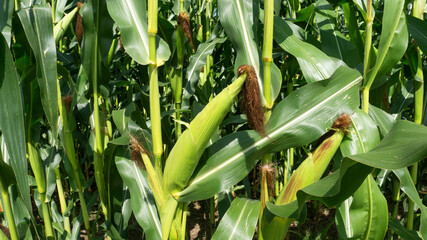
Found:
<box><xmin>0</xmin><ymin>35</ymin><xmax>32</xmax><ymax>216</ymax></box>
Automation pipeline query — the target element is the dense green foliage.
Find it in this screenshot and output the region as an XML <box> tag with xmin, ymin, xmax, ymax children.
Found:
<box><xmin>0</xmin><ymin>0</ymin><xmax>426</xmax><ymax>239</ymax></box>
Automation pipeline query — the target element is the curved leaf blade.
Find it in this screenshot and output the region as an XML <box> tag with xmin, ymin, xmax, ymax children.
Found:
<box><xmin>407</xmin><ymin>15</ymin><xmax>427</xmax><ymax>54</ymax></box>
<box><xmin>176</xmin><ymin>66</ymin><xmax>362</xmax><ymax>201</ymax></box>
<box><xmin>211</xmin><ymin>198</ymin><xmax>260</xmax><ymax>240</ymax></box>
<box><xmin>315</xmin><ymin>0</ymin><xmax>360</xmax><ymax>67</ymax></box>
<box><xmin>348</xmin><ymin>120</ymin><xmax>427</xmax><ymax>169</ymax></box>
<box><xmin>393</xmin><ymin>168</ymin><xmax>427</xmax><ymax>239</ymax></box>
<box><xmin>0</xmin><ymin>0</ymin><xmax>13</xmax><ymax>45</ymax></box>
<box><xmin>365</xmin><ymin>0</ymin><xmax>408</xmax><ymax>87</ymax></box>
<box><xmin>337</xmin><ymin>110</ymin><xmax>387</xmax><ymax>240</ymax></box>
<box><xmin>106</xmin><ymin>0</ymin><xmax>170</xmax><ymax>66</ymax></box>
<box><xmin>185</xmin><ymin>38</ymin><xmax>226</xmax><ymax>94</ymax></box>
<box><xmin>0</xmin><ymin>35</ymin><xmax>32</xmax><ymax>215</ymax></box>
<box><xmin>115</xmin><ymin>149</ymin><xmax>162</xmax><ymax>240</ymax></box>
<box><xmin>17</xmin><ymin>5</ymin><xmax>59</xmax><ymax>139</ymax></box>
<box><xmin>274</xmin><ymin>16</ymin><xmax>340</xmax><ymax>83</ymax></box>
<box><xmin>336</xmin><ymin>175</ymin><xmax>388</xmax><ymax>240</ymax></box>
<box><xmin>218</xmin><ymin>0</ymin><xmax>282</xmax><ymax>103</ymax></box>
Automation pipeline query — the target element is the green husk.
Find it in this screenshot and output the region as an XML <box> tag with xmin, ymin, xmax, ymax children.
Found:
<box><xmin>262</xmin><ymin>114</ymin><xmax>350</xmax><ymax>240</ymax></box>
<box><xmin>163</xmin><ymin>73</ymin><xmax>247</xmax><ymax>195</ymax></box>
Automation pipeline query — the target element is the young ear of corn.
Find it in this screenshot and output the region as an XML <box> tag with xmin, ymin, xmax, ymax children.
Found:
<box><xmin>260</xmin><ymin>113</ymin><xmax>351</xmax><ymax>240</ymax></box>
<box><xmin>160</xmin><ymin>72</ymin><xmax>247</xmax><ymax>239</ymax></box>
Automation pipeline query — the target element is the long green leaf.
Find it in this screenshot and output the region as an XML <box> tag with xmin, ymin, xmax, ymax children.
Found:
<box><xmin>218</xmin><ymin>0</ymin><xmax>282</xmax><ymax>103</ymax></box>
<box><xmin>364</xmin><ymin>0</ymin><xmax>408</xmax><ymax>88</ymax></box>
<box><xmin>175</xmin><ymin>66</ymin><xmax>362</xmax><ymax>201</ymax></box>
<box><xmin>0</xmin><ymin>35</ymin><xmax>32</xmax><ymax>217</ymax></box>
<box><xmin>273</xmin><ymin>16</ymin><xmax>340</xmax><ymax>83</ymax></box>
<box><xmin>388</xmin><ymin>218</ymin><xmax>422</xmax><ymax>240</ymax></box>
<box><xmin>407</xmin><ymin>15</ymin><xmax>427</xmax><ymax>54</ymax></box>
<box><xmin>0</xmin><ymin>0</ymin><xmax>13</xmax><ymax>45</ymax></box>
<box><xmin>115</xmin><ymin>149</ymin><xmax>162</xmax><ymax>240</ymax></box>
<box><xmin>211</xmin><ymin>198</ymin><xmax>260</xmax><ymax>240</ymax></box>
<box><xmin>17</xmin><ymin>5</ymin><xmax>59</xmax><ymax>139</ymax></box>
<box><xmin>106</xmin><ymin>0</ymin><xmax>170</xmax><ymax>66</ymax></box>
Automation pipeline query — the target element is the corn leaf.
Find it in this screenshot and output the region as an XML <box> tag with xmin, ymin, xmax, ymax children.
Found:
<box><xmin>211</xmin><ymin>198</ymin><xmax>260</xmax><ymax>240</ymax></box>
<box><xmin>218</xmin><ymin>0</ymin><xmax>282</xmax><ymax>103</ymax></box>
<box><xmin>336</xmin><ymin>175</ymin><xmax>388</xmax><ymax>240</ymax></box>
<box><xmin>273</xmin><ymin>16</ymin><xmax>340</xmax><ymax>83</ymax></box>
<box><xmin>393</xmin><ymin>168</ymin><xmax>427</xmax><ymax>239</ymax></box>
<box><xmin>0</xmin><ymin>0</ymin><xmax>13</xmax><ymax>45</ymax></box>
<box><xmin>365</xmin><ymin>0</ymin><xmax>408</xmax><ymax>87</ymax></box>
<box><xmin>315</xmin><ymin>0</ymin><xmax>360</xmax><ymax>67</ymax></box>
<box><xmin>0</xmin><ymin>35</ymin><xmax>32</xmax><ymax>216</ymax></box>
<box><xmin>407</xmin><ymin>15</ymin><xmax>427</xmax><ymax>54</ymax></box>
<box><xmin>336</xmin><ymin>110</ymin><xmax>387</xmax><ymax>239</ymax></box>
<box><xmin>175</xmin><ymin>66</ymin><xmax>362</xmax><ymax>201</ymax></box>
<box><xmin>106</xmin><ymin>0</ymin><xmax>170</xmax><ymax>66</ymax></box>
<box><xmin>115</xmin><ymin>149</ymin><xmax>162</xmax><ymax>240</ymax></box>
<box><xmin>185</xmin><ymin>38</ymin><xmax>226</xmax><ymax>96</ymax></box>
<box><xmin>388</xmin><ymin>218</ymin><xmax>422</xmax><ymax>240</ymax></box>
<box><xmin>17</xmin><ymin>5</ymin><xmax>59</xmax><ymax>139</ymax></box>
<box><xmin>348</xmin><ymin>121</ymin><xmax>427</xmax><ymax>169</ymax></box>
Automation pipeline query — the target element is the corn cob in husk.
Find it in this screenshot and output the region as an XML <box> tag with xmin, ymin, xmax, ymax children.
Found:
<box><xmin>261</xmin><ymin>113</ymin><xmax>351</xmax><ymax>240</ymax></box>
<box><xmin>162</xmin><ymin>73</ymin><xmax>247</xmax><ymax>195</ymax></box>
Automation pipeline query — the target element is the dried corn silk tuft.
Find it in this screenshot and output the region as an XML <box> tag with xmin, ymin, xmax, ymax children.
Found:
<box><xmin>238</xmin><ymin>65</ymin><xmax>266</xmax><ymax>137</ymax></box>
<box><xmin>177</xmin><ymin>12</ymin><xmax>195</xmax><ymax>51</ymax></box>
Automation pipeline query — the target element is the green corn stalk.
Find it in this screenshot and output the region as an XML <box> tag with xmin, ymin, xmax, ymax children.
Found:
<box><xmin>158</xmin><ymin>73</ymin><xmax>247</xmax><ymax>239</ymax></box>
<box><xmin>148</xmin><ymin>0</ymin><xmax>163</xmax><ymax>175</ymax></box>
<box><xmin>361</xmin><ymin>0</ymin><xmax>373</xmax><ymax>113</ymax></box>
<box><xmin>259</xmin><ymin>1</ymin><xmax>275</xmax><ymax>238</ymax></box>
<box><xmin>57</xmin><ymin>81</ymin><xmax>91</xmax><ymax>234</ymax></box>
<box><xmin>55</xmin><ymin>167</ymin><xmax>71</xmax><ymax>233</ymax></box>
<box><xmin>25</xmin><ymin>82</ymin><xmax>54</xmax><ymax>239</ymax></box>
<box><xmin>261</xmin><ymin>119</ymin><xmax>349</xmax><ymax>240</ymax></box>
<box><xmin>407</xmin><ymin>0</ymin><xmax>425</xmax><ymax>230</ymax></box>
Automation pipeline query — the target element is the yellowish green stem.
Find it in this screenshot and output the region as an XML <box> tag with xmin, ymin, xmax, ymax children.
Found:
<box><xmin>148</xmin><ymin>0</ymin><xmax>163</xmax><ymax>174</ymax></box>
<box><xmin>362</xmin><ymin>0</ymin><xmax>373</xmax><ymax>113</ymax></box>
<box><xmin>1</xmin><ymin>189</ymin><xmax>19</xmax><ymax>240</ymax></box>
<box><xmin>407</xmin><ymin>0</ymin><xmax>425</xmax><ymax>229</ymax></box>
<box><xmin>55</xmin><ymin>167</ymin><xmax>71</xmax><ymax>233</ymax></box>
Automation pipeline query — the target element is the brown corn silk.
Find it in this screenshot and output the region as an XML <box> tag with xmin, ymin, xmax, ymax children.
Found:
<box><xmin>237</xmin><ymin>65</ymin><xmax>266</xmax><ymax>137</ymax></box>
<box><xmin>129</xmin><ymin>135</ymin><xmax>150</xmax><ymax>170</ymax></box>
<box><xmin>75</xmin><ymin>2</ymin><xmax>83</xmax><ymax>44</ymax></box>
<box><xmin>61</xmin><ymin>95</ymin><xmax>73</xmax><ymax>113</ymax></box>
<box><xmin>177</xmin><ymin>12</ymin><xmax>195</xmax><ymax>51</ymax></box>
<box><xmin>261</xmin><ymin>163</ymin><xmax>276</xmax><ymax>197</ymax></box>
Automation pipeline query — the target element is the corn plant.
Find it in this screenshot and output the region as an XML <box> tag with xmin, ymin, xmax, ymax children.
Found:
<box><xmin>0</xmin><ymin>0</ymin><xmax>427</xmax><ymax>239</ymax></box>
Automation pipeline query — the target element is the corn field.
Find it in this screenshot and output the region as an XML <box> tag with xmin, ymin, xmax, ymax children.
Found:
<box><xmin>0</xmin><ymin>0</ymin><xmax>426</xmax><ymax>239</ymax></box>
